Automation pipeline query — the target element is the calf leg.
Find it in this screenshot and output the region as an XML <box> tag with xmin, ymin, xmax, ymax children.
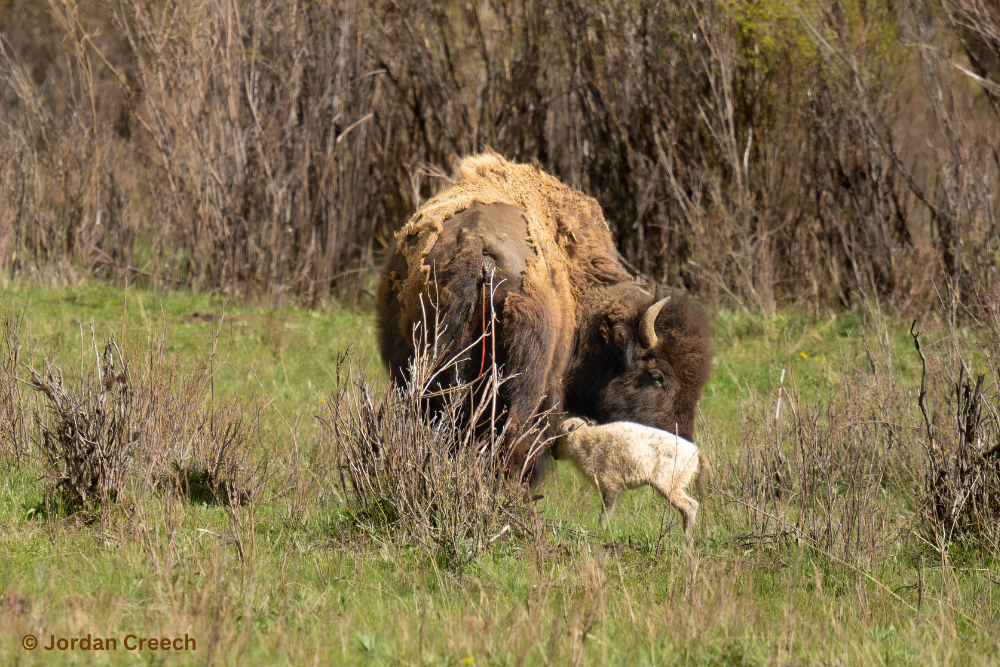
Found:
<box><xmin>598</xmin><ymin>485</ymin><xmax>621</xmax><ymax>528</ymax></box>
<box><xmin>673</xmin><ymin>490</ymin><xmax>699</xmax><ymax>553</ymax></box>
<box><xmin>652</xmin><ymin>481</ymin><xmax>700</xmax><ymax>552</ymax></box>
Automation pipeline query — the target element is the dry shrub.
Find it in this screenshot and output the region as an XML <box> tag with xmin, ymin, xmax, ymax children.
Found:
<box><xmin>172</xmin><ymin>399</ymin><xmax>272</xmax><ymax>509</ymax></box>
<box><xmin>324</xmin><ymin>332</ymin><xmax>540</xmax><ymax>568</ymax></box>
<box><xmin>913</xmin><ymin>307</ymin><xmax>1000</xmax><ymax>542</ymax></box>
<box><xmin>188</xmin><ymin>400</ymin><xmax>275</xmax><ymax>564</ymax></box>
<box><xmin>29</xmin><ymin>339</ymin><xmax>138</xmax><ymax>509</ymax></box>
<box><xmin>922</xmin><ymin>370</ymin><xmax>1000</xmax><ymax>540</ymax></box>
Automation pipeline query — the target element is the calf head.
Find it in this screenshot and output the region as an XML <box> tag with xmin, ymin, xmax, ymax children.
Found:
<box><xmin>557</xmin><ymin>417</ymin><xmax>588</xmax><ymax>437</ymax></box>
<box><xmin>553</xmin><ymin>416</ymin><xmax>588</xmax><ymax>460</ymax></box>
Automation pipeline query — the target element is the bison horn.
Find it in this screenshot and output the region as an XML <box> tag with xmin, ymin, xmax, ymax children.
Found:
<box><xmin>639</xmin><ymin>297</ymin><xmax>671</xmax><ymax>348</ymax></box>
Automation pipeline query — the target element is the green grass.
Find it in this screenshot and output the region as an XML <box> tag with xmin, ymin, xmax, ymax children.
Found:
<box><xmin>1</xmin><ymin>282</ymin><xmax>998</xmax><ymax>666</ymax></box>
<box><xmin>4</xmin><ymin>281</ymin><xmax>381</xmax><ymax>419</ymax></box>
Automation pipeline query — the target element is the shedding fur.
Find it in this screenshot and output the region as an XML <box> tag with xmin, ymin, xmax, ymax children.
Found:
<box><xmin>554</xmin><ymin>417</ymin><xmax>712</xmax><ymax>551</ymax></box>
<box><xmin>394</xmin><ymin>150</ymin><xmax>630</xmax><ymax>339</ymax></box>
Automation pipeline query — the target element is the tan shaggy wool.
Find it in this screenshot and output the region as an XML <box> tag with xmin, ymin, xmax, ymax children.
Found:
<box><xmin>393</xmin><ymin>150</ymin><xmax>631</xmax><ymax>329</ymax></box>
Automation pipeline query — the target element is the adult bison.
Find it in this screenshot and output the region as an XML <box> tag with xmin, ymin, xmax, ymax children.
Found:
<box><xmin>378</xmin><ymin>152</ymin><xmax>711</xmax><ymax>486</ymax></box>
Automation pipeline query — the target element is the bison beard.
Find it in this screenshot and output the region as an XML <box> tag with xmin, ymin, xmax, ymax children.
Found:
<box><xmin>378</xmin><ymin>152</ymin><xmax>711</xmax><ymax>487</ymax></box>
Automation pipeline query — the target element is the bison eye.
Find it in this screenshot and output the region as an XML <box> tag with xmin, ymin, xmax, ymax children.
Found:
<box><xmin>649</xmin><ymin>371</ymin><xmax>664</xmax><ymax>387</ymax></box>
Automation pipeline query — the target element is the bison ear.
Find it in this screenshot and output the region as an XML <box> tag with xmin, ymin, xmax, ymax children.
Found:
<box><xmin>612</xmin><ymin>322</ymin><xmax>636</xmax><ymax>366</ymax></box>
<box><xmin>599</xmin><ymin>310</ymin><xmax>636</xmax><ymax>365</ymax></box>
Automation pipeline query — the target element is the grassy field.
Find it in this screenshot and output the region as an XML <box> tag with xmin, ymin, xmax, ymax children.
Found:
<box><xmin>1</xmin><ymin>282</ymin><xmax>998</xmax><ymax>666</ymax></box>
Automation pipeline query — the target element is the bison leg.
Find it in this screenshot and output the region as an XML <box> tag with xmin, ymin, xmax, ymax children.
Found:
<box><xmin>498</xmin><ymin>292</ymin><xmax>563</xmax><ymax>486</ymax></box>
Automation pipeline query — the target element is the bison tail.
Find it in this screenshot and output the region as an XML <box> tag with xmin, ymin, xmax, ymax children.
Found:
<box><xmin>434</xmin><ymin>241</ymin><xmax>490</xmax><ymax>361</ymax></box>
<box><xmin>695</xmin><ymin>449</ymin><xmax>714</xmax><ymax>495</ymax></box>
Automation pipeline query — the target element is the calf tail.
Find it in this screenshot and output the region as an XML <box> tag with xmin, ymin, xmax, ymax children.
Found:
<box><xmin>695</xmin><ymin>449</ymin><xmax>714</xmax><ymax>495</ymax></box>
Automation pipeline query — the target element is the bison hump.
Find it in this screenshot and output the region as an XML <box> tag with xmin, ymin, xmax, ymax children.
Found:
<box><xmin>392</xmin><ymin>151</ymin><xmax>631</xmax><ymax>320</ymax></box>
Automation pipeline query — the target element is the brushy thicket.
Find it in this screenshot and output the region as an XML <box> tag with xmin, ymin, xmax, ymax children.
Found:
<box><xmin>1</xmin><ymin>0</ymin><xmax>998</xmax><ymax>311</ymax></box>
<box><xmin>720</xmin><ymin>302</ymin><xmax>1000</xmax><ymax>559</ymax></box>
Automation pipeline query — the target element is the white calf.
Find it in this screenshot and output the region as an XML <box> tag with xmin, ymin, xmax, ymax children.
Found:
<box><xmin>554</xmin><ymin>418</ymin><xmax>713</xmax><ymax>549</ymax></box>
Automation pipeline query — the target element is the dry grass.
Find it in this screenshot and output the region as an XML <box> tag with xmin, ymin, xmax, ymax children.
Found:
<box><xmin>0</xmin><ymin>0</ymin><xmax>379</xmax><ymax>303</ymax></box>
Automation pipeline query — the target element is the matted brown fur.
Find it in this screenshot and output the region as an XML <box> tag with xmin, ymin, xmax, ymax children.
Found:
<box><xmin>391</xmin><ymin>150</ymin><xmax>630</xmax><ymax>340</ymax></box>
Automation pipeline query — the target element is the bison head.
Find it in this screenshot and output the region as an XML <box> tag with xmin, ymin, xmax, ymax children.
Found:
<box><xmin>566</xmin><ymin>292</ymin><xmax>711</xmax><ymax>441</ymax></box>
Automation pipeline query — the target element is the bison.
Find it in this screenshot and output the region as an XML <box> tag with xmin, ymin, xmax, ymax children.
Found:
<box><xmin>378</xmin><ymin>152</ymin><xmax>711</xmax><ymax>486</ymax></box>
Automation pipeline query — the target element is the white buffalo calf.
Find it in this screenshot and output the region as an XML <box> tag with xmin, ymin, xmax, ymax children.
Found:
<box><xmin>554</xmin><ymin>418</ymin><xmax>712</xmax><ymax>549</ymax></box>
